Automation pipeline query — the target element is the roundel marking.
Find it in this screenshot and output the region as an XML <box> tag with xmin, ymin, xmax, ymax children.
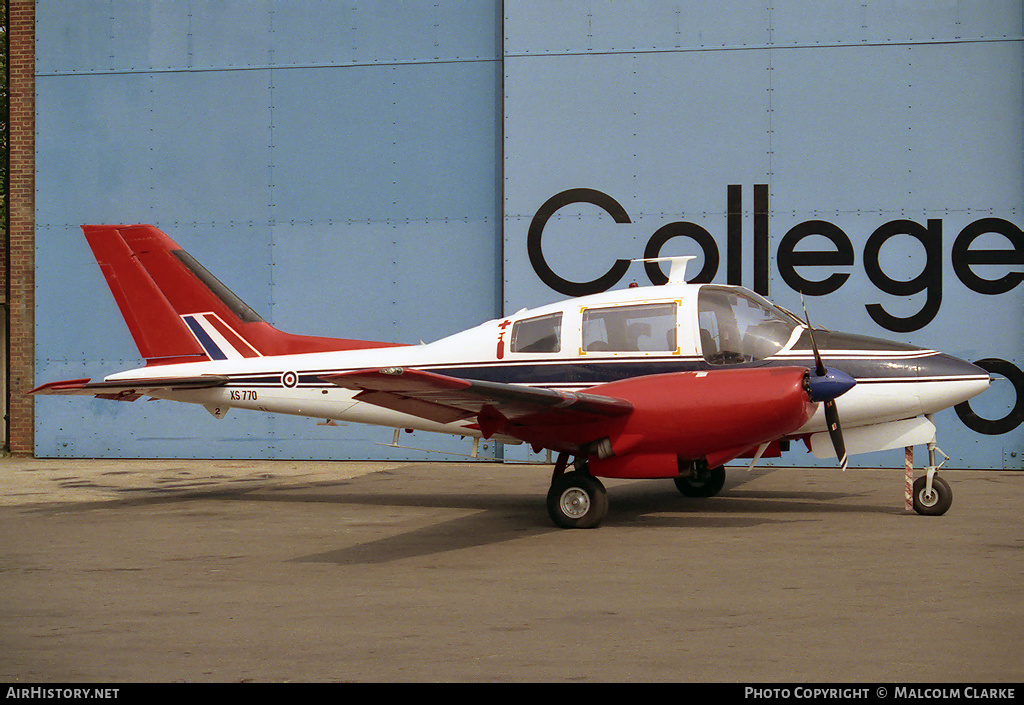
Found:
<box><xmin>281</xmin><ymin>371</ymin><xmax>299</xmax><ymax>388</ymax></box>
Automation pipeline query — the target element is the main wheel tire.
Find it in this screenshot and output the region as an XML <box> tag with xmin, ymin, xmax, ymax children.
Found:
<box><xmin>912</xmin><ymin>475</ymin><xmax>953</xmax><ymax>516</ymax></box>
<box><xmin>674</xmin><ymin>465</ymin><xmax>726</xmax><ymax>497</ymax></box>
<box><xmin>547</xmin><ymin>471</ymin><xmax>608</xmax><ymax>529</ymax></box>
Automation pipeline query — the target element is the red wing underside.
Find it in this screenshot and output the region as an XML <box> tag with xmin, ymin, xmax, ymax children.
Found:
<box><xmin>321</xmin><ymin>368</ymin><xmax>633</xmax><ymax>438</ymax></box>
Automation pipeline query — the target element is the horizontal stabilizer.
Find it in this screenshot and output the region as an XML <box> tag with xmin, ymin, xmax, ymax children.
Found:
<box><xmin>30</xmin><ymin>375</ymin><xmax>229</xmax><ymax>401</ymax></box>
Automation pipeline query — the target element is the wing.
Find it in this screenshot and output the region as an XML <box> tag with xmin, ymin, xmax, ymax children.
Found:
<box><xmin>321</xmin><ymin>367</ymin><xmax>633</xmax><ymax>440</ymax></box>
<box><xmin>30</xmin><ymin>375</ymin><xmax>230</xmax><ymax>402</ymax></box>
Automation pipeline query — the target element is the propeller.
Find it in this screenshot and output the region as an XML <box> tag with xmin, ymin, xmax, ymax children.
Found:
<box><xmin>800</xmin><ymin>297</ymin><xmax>856</xmax><ymax>470</ymax></box>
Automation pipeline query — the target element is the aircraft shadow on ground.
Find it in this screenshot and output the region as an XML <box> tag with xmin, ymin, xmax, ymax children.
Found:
<box><xmin>27</xmin><ymin>471</ymin><xmax>894</xmax><ymax>565</ymax></box>
<box><xmin>282</xmin><ymin>477</ymin><xmax>886</xmax><ymax>565</ymax></box>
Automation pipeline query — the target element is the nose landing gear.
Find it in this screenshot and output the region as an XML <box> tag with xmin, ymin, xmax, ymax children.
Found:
<box><xmin>907</xmin><ymin>439</ymin><xmax>953</xmax><ymax>516</ymax></box>
<box><xmin>912</xmin><ymin>474</ymin><xmax>953</xmax><ymax>516</ymax></box>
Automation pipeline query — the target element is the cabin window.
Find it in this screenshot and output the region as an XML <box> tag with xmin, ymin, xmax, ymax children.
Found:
<box><xmin>511</xmin><ymin>313</ymin><xmax>562</xmax><ymax>353</ymax></box>
<box><xmin>698</xmin><ymin>286</ymin><xmax>800</xmax><ymax>364</ymax></box>
<box><xmin>582</xmin><ymin>302</ymin><xmax>678</xmax><ymax>353</ymax></box>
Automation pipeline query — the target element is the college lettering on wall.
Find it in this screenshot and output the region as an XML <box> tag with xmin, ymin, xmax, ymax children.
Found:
<box><xmin>526</xmin><ymin>186</ymin><xmax>1024</xmax><ymax>437</ymax></box>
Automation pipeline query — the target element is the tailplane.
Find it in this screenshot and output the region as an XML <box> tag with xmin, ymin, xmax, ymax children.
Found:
<box><xmin>83</xmin><ymin>225</ymin><xmax>402</xmax><ymax>365</ymax></box>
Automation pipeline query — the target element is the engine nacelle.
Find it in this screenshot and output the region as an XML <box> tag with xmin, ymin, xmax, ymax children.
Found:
<box><xmin>586</xmin><ymin>367</ymin><xmax>815</xmax><ymax>479</ymax></box>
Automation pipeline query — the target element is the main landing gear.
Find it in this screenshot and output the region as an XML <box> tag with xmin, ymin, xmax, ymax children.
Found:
<box><xmin>545</xmin><ymin>453</ymin><xmax>608</xmax><ymax>528</ymax></box>
<box><xmin>546</xmin><ymin>453</ymin><xmax>609</xmax><ymax>528</ymax></box>
<box><xmin>673</xmin><ymin>461</ymin><xmax>726</xmax><ymax>498</ymax></box>
<box><xmin>547</xmin><ymin>469</ymin><xmax>609</xmax><ymax>529</ymax></box>
<box><xmin>545</xmin><ymin>454</ymin><xmax>728</xmax><ymax>528</ymax></box>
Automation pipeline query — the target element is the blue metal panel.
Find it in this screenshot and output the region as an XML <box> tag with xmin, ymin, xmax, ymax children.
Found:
<box><xmin>504</xmin><ymin>0</ymin><xmax>770</xmax><ymax>54</ymax></box>
<box><xmin>36</xmin><ymin>70</ymin><xmax>272</xmax><ymax>226</ymax></box>
<box><xmin>272</xmin><ymin>61</ymin><xmax>501</xmax><ymax>223</ymax></box>
<box><xmin>770</xmin><ymin>42</ymin><xmax>1023</xmax><ymax>214</ymax></box>
<box><xmin>274</xmin><ymin>0</ymin><xmax>501</xmax><ymax>67</ymax></box>
<box><xmin>36</xmin><ymin>0</ymin><xmax>502</xmax><ymax>74</ymax></box>
<box><xmin>772</xmin><ymin>0</ymin><xmax>1022</xmax><ymax>45</ymax></box>
<box><xmin>270</xmin><ymin>220</ymin><xmax>500</xmax><ymax>345</ymax></box>
<box><xmin>36</xmin><ymin>0</ymin><xmax>271</xmax><ymax>74</ymax></box>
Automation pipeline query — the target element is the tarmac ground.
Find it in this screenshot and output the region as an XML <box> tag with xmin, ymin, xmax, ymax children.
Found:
<box><xmin>1</xmin><ymin>456</ymin><xmax>1021</xmax><ymax>683</ymax></box>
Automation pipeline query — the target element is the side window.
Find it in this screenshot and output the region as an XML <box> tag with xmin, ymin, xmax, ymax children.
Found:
<box><xmin>582</xmin><ymin>302</ymin><xmax>678</xmax><ymax>353</ymax></box>
<box><xmin>511</xmin><ymin>313</ymin><xmax>562</xmax><ymax>353</ymax></box>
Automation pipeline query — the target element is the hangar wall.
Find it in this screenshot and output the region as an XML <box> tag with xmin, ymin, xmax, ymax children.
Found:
<box><xmin>34</xmin><ymin>1</ymin><xmax>504</xmax><ymax>459</ymax></box>
<box><xmin>33</xmin><ymin>1</ymin><xmax>1023</xmax><ymax>468</ymax></box>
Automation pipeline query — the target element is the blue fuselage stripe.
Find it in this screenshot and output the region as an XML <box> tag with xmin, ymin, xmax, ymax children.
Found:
<box><xmin>217</xmin><ymin>351</ymin><xmax>985</xmax><ymax>389</ymax></box>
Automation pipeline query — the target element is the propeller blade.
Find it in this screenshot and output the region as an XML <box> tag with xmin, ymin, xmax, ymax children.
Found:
<box><xmin>824</xmin><ymin>399</ymin><xmax>849</xmax><ymax>471</ymax></box>
<box><xmin>800</xmin><ymin>293</ymin><xmax>852</xmax><ymax>471</ymax></box>
<box><xmin>800</xmin><ymin>294</ymin><xmax>827</xmax><ymax>377</ymax></box>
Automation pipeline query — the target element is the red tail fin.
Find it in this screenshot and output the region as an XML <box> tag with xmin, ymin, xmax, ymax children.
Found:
<box><xmin>83</xmin><ymin>225</ymin><xmax>402</xmax><ymax>365</ymax></box>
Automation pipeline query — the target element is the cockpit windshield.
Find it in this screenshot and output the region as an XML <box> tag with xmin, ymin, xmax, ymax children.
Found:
<box><xmin>698</xmin><ymin>286</ymin><xmax>801</xmax><ymax>364</ymax></box>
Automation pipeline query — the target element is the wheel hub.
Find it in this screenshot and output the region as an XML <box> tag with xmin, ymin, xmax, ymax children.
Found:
<box><xmin>559</xmin><ymin>488</ymin><xmax>591</xmax><ymax>518</ymax></box>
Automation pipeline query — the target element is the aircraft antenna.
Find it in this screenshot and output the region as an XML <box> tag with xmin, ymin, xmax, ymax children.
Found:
<box><xmin>631</xmin><ymin>256</ymin><xmax>696</xmax><ymax>284</ymax></box>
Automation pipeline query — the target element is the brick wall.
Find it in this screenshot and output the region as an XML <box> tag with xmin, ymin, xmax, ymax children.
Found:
<box><xmin>7</xmin><ymin>0</ymin><xmax>34</xmax><ymax>454</ymax></box>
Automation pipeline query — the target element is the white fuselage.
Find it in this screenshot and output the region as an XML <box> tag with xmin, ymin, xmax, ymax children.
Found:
<box><xmin>108</xmin><ymin>282</ymin><xmax>991</xmax><ymax>452</ymax></box>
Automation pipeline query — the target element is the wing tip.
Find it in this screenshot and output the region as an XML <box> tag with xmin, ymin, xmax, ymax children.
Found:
<box><xmin>28</xmin><ymin>379</ymin><xmax>92</xmax><ymax>395</ymax></box>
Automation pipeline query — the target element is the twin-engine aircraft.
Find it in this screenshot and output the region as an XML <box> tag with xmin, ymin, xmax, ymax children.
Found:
<box><xmin>32</xmin><ymin>225</ymin><xmax>991</xmax><ymax>528</ymax></box>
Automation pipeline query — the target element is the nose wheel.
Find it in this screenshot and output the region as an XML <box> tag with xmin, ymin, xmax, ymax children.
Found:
<box><xmin>912</xmin><ymin>474</ymin><xmax>953</xmax><ymax>516</ymax></box>
<box><xmin>907</xmin><ymin>437</ymin><xmax>953</xmax><ymax>516</ymax></box>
